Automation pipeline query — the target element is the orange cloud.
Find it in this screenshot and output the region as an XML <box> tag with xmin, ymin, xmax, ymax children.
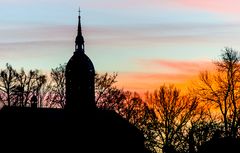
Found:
<box><xmin>115</xmin><ymin>72</ymin><xmax>198</xmax><ymax>96</ymax></box>
<box><xmin>114</xmin><ymin>59</ymin><xmax>215</xmax><ymax>95</ymax></box>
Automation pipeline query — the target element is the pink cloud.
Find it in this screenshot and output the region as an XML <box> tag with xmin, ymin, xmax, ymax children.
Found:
<box><xmin>3</xmin><ymin>0</ymin><xmax>237</xmax><ymax>16</ymax></box>
<box><xmin>2</xmin><ymin>23</ymin><xmax>236</xmax><ymax>49</ymax></box>
<box><xmin>173</xmin><ymin>0</ymin><xmax>240</xmax><ymax>14</ymax></box>
<box><xmin>83</xmin><ymin>0</ymin><xmax>167</xmax><ymax>9</ymax></box>
<box><xmin>115</xmin><ymin>59</ymin><xmax>215</xmax><ymax>94</ymax></box>
<box><xmin>137</xmin><ymin>59</ymin><xmax>214</xmax><ymax>74</ymax></box>
<box><xmin>85</xmin><ymin>24</ymin><xmax>223</xmax><ymax>47</ymax></box>
<box><xmin>83</xmin><ymin>0</ymin><xmax>240</xmax><ymax>16</ymax></box>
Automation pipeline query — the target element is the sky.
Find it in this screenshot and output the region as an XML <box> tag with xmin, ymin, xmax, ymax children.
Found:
<box><xmin>1</xmin><ymin>0</ymin><xmax>240</xmax><ymax>94</ymax></box>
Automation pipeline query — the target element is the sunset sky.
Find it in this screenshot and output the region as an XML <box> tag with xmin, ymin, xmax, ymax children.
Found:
<box><xmin>1</xmin><ymin>0</ymin><xmax>240</xmax><ymax>93</ymax></box>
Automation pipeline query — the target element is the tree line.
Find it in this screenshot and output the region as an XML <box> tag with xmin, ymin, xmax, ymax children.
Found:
<box><xmin>0</xmin><ymin>47</ymin><xmax>240</xmax><ymax>153</ymax></box>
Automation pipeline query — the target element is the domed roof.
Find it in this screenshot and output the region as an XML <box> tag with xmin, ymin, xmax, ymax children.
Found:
<box><xmin>66</xmin><ymin>51</ymin><xmax>95</xmax><ymax>74</ymax></box>
<box><xmin>65</xmin><ymin>51</ymin><xmax>95</xmax><ymax>112</ymax></box>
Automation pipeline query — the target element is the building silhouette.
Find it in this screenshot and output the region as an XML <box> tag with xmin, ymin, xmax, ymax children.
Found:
<box><xmin>65</xmin><ymin>10</ymin><xmax>95</xmax><ymax>112</ymax></box>
<box><xmin>0</xmin><ymin>10</ymin><xmax>149</xmax><ymax>153</ymax></box>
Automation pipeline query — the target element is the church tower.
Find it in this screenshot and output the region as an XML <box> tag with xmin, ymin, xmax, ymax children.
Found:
<box><xmin>65</xmin><ymin>10</ymin><xmax>95</xmax><ymax>112</ymax></box>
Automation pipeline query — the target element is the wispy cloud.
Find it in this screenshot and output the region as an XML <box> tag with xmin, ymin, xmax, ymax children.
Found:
<box><xmin>158</xmin><ymin>0</ymin><xmax>240</xmax><ymax>16</ymax></box>
<box><xmin>2</xmin><ymin>22</ymin><xmax>240</xmax><ymax>46</ymax></box>
<box><xmin>0</xmin><ymin>40</ymin><xmax>72</xmax><ymax>69</ymax></box>
<box><xmin>0</xmin><ymin>25</ymin><xmax>75</xmax><ymax>43</ymax></box>
<box><xmin>137</xmin><ymin>59</ymin><xmax>214</xmax><ymax>74</ymax></box>
<box><xmin>0</xmin><ymin>0</ymin><xmax>75</xmax><ymax>5</ymax></box>
<box><xmin>115</xmin><ymin>71</ymin><xmax>197</xmax><ymax>94</ymax></box>
<box><xmin>124</xmin><ymin>72</ymin><xmax>193</xmax><ymax>82</ymax></box>
<box><xmin>115</xmin><ymin>59</ymin><xmax>215</xmax><ymax>93</ymax></box>
<box><xmin>172</xmin><ymin>0</ymin><xmax>240</xmax><ymax>15</ymax></box>
<box><xmin>86</xmin><ymin>23</ymin><xmax>240</xmax><ymax>47</ymax></box>
<box><xmin>82</xmin><ymin>0</ymin><xmax>240</xmax><ymax>15</ymax></box>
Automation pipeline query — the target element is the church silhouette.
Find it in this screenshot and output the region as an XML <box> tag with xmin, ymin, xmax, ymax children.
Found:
<box><xmin>0</xmin><ymin>11</ymin><xmax>149</xmax><ymax>153</ymax></box>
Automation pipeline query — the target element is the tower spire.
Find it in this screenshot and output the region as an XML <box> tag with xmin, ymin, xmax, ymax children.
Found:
<box><xmin>78</xmin><ymin>8</ymin><xmax>82</xmax><ymax>36</ymax></box>
<box><xmin>75</xmin><ymin>8</ymin><xmax>84</xmax><ymax>53</ymax></box>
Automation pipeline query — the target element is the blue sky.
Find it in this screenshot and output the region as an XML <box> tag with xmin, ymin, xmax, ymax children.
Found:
<box><xmin>1</xmin><ymin>0</ymin><xmax>240</xmax><ymax>92</ymax></box>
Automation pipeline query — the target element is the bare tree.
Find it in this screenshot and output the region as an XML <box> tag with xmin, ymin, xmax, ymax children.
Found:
<box><xmin>0</xmin><ymin>64</ymin><xmax>47</xmax><ymax>107</ymax></box>
<box><xmin>45</xmin><ymin>64</ymin><xmax>66</xmax><ymax>108</ymax></box>
<box><xmin>13</xmin><ymin>69</ymin><xmax>47</xmax><ymax>107</ymax></box>
<box><xmin>95</xmin><ymin>72</ymin><xmax>126</xmax><ymax>110</ymax></box>
<box><xmin>196</xmin><ymin>47</ymin><xmax>240</xmax><ymax>138</ymax></box>
<box><xmin>145</xmin><ymin>85</ymin><xmax>198</xmax><ymax>153</ymax></box>
<box><xmin>120</xmin><ymin>92</ymin><xmax>144</xmax><ymax>124</ymax></box>
<box><xmin>0</xmin><ymin>63</ymin><xmax>17</xmax><ymax>106</ymax></box>
<box><xmin>186</xmin><ymin>103</ymin><xmax>223</xmax><ymax>153</ymax></box>
<box><xmin>121</xmin><ymin>91</ymin><xmax>160</xmax><ymax>153</ymax></box>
